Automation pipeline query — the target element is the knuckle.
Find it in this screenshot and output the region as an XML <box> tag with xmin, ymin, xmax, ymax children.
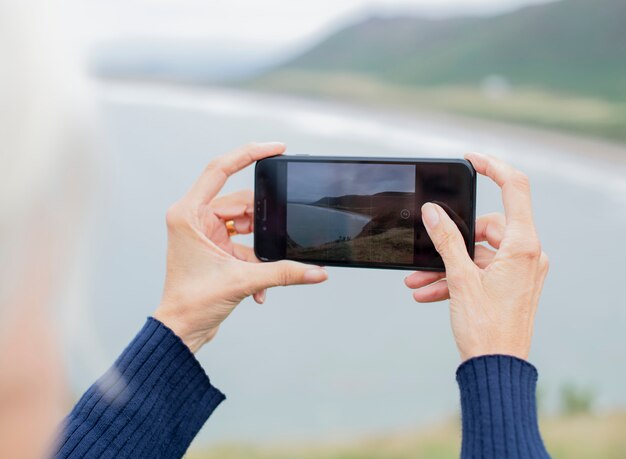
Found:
<box><xmin>511</xmin><ymin>237</ymin><xmax>542</xmax><ymax>260</ymax></box>
<box><xmin>484</xmin><ymin>160</ymin><xmax>497</xmax><ymax>180</ymax></box>
<box><xmin>539</xmin><ymin>251</ymin><xmax>550</xmax><ymax>272</ymax></box>
<box><xmin>265</xmin><ymin>261</ymin><xmax>293</xmax><ymax>287</ymax></box>
<box><xmin>447</xmin><ymin>263</ymin><xmax>475</xmax><ymax>285</ymax></box>
<box><xmin>165</xmin><ymin>201</ymin><xmax>186</xmax><ymax>228</ymax></box>
<box><xmin>203</xmin><ymin>159</ymin><xmax>221</xmax><ymax>175</ymax></box>
<box><xmin>433</xmin><ymin>229</ymin><xmax>454</xmax><ymax>254</ymax></box>
<box><xmin>511</xmin><ymin>171</ymin><xmax>530</xmax><ymax>191</ymax></box>
<box><xmin>276</xmin><ymin>266</ymin><xmax>291</xmax><ymax>287</ymax></box>
<box><xmin>203</xmin><ymin>159</ymin><xmax>228</xmax><ymax>182</ymax></box>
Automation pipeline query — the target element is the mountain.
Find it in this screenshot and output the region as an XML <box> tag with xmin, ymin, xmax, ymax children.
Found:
<box><xmin>277</xmin><ymin>0</ymin><xmax>626</xmax><ymax>100</ymax></box>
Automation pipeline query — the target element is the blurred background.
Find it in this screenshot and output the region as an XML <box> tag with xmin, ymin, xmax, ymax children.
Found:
<box><xmin>1</xmin><ymin>0</ymin><xmax>626</xmax><ymax>458</ymax></box>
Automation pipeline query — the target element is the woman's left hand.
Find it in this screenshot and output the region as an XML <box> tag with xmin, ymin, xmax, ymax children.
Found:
<box><xmin>405</xmin><ymin>154</ymin><xmax>548</xmax><ymax>361</ymax></box>
<box><xmin>154</xmin><ymin>143</ymin><xmax>328</xmax><ymax>353</ymax></box>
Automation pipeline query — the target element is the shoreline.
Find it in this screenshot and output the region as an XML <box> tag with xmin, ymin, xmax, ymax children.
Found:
<box><xmin>288</xmin><ymin>202</ymin><xmax>371</xmax><ymax>220</ymax></box>
<box><xmin>97</xmin><ymin>78</ymin><xmax>626</xmax><ymax>204</ymax></box>
<box><xmin>98</xmin><ymin>76</ymin><xmax>626</xmax><ymax>167</ymax></box>
<box><xmin>239</xmin><ymin>84</ymin><xmax>626</xmax><ymax>167</ymax></box>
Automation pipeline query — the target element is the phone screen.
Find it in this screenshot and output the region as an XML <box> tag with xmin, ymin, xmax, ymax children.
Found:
<box><xmin>255</xmin><ymin>157</ymin><xmax>475</xmax><ymax>271</ymax></box>
<box><xmin>286</xmin><ymin>162</ymin><xmax>416</xmax><ymax>265</ymax></box>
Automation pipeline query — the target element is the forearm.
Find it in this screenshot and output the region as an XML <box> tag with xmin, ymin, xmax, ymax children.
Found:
<box><xmin>457</xmin><ymin>355</ymin><xmax>550</xmax><ymax>459</ymax></box>
<box><xmin>55</xmin><ymin>318</ymin><xmax>225</xmax><ymax>458</ymax></box>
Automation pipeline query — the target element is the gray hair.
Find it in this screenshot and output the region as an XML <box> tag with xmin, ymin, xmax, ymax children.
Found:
<box><xmin>0</xmin><ymin>0</ymin><xmax>100</xmax><ymax>361</ymax></box>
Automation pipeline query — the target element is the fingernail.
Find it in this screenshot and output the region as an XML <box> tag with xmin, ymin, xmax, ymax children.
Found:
<box><xmin>259</xmin><ymin>141</ymin><xmax>285</xmax><ymax>148</ymax></box>
<box><xmin>422</xmin><ymin>203</ymin><xmax>440</xmax><ymax>229</ymax></box>
<box><xmin>303</xmin><ymin>268</ymin><xmax>327</xmax><ymax>283</ymax></box>
<box><xmin>259</xmin><ymin>290</ymin><xmax>266</xmax><ymax>303</ymax></box>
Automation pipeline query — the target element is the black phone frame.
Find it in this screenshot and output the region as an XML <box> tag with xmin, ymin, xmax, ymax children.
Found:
<box><xmin>254</xmin><ymin>155</ymin><xmax>476</xmax><ymax>272</ymax></box>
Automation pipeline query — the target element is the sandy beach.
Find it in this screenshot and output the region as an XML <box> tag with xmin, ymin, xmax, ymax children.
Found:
<box><xmin>101</xmin><ymin>77</ymin><xmax>626</xmax><ymax>165</ymax></box>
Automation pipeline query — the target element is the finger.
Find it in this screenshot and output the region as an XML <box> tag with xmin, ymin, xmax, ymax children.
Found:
<box><xmin>212</xmin><ymin>190</ymin><xmax>254</xmax><ymax>219</ymax></box>
<box><xmin>188</xmin><ymin>142</ymin><xmax>285</xmax><ymax>204</ymax></box>
<box><xmin>421</xmin><ymin>202</ymin><xmax>475</xmax><ymax>278</ymax></box>
<box><xmin>215</xmin><ymin>213</ymin><xmax>253</xmax><ymax>234</ymax></box>
<box><xmin>405</xmin><ymin>271</ymin><xmax>445</xmax><ymax>289</ymax></box>
<box><xmin>475</xmin><ymin>213</ymin><xmax>505</xmax><ymax>249</ymax></box>
<box><xmin>233</xmin><ymin>244</ymin><xmax>267</xmax><ymax>303</ymax></box>
<box><xmin>209</xmin><ymin>211</ymin><xmax>253</xmax><ymax>235</ymax></box>
<box><xmin>474</xmin><ymin>244</ymin><xmax>496</xmax><ymax>269</ymax></box>
<box><xmin>211</xmin><ymin>190</ymin><xmax>255</xmax><ymax>234</ymax></box>
<box><xmin>232</xmin><ymin>243</ymin><xmax>259</xmax><ymax>263</ymax></box>
<box><xmin>245</xmin><ymin>260</ymin><xmax>328</xmax><ymax>291</ymax></box>
<box><xmin>230</xmin><ymin>216</ymin><xmax>253</xmax><ymax>235</ymax></box>
<box><xmin>412</xmin><ymin>280</ymin><xmax>450</xmax><ymax>303</ymax></box>
<box><xmin>465</xmin><ymin>153</ymin><xmax>535</xmax><ymax>229</ymax></box>
<box><xmin>253</xmin><ymin>289</ymin><xmax>266</xmax><ymax>304</ymax></box>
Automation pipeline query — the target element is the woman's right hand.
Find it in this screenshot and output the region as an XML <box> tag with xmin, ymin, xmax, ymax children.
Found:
<box><xmin>405</xmin><ymin>153</ymin><xmax>549</xmax><ymax>362</ymax></box>
<box><xmin>154</xmin><ymin>143</ymin><xmax>328</xmax><ymax>353</ymax></box>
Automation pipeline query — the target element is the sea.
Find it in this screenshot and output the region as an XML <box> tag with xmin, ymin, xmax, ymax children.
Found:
<box><xmin>286</xmin><ymin>203</ymin><xmax>371</xmax><ymax>247</ymax></box>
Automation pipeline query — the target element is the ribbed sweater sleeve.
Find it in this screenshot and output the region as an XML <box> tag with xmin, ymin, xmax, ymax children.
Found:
<box><xmin>54</xmin><ymin>317</ymin><xmax>225</xmax><ymax>459</ymax></box>
<box><xmin>457</xmin><ymin>355</ymin><xmax>550</xmax><ymax>459</ymax></box>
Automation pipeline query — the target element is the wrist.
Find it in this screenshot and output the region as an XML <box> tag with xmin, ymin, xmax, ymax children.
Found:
<box><xmin>153</xmin><ymin>308</ymin><xmax>213</xmax><ymax>354</ymax></box>
<box><xmin>460</xmin><ymin>344</ymin><xmax>530</xmax><ymax>363</ymax></box>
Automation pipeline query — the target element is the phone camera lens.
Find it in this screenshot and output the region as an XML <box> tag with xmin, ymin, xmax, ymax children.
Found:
<box><xmin>400</xmin><ymin>209</ymin><xmax>411</xmax><ymax>219</ymax></box>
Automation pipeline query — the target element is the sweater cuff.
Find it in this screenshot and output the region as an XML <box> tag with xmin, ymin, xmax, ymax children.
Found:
<box><xmin>456</xmin><ymin>355</ymin><xmax>550</xmax><ymax>459</ymax></box>
<box><xmin>56</xmin><ymin>317</ymin><xmax>225</xmax><ymax>458</ymax></box>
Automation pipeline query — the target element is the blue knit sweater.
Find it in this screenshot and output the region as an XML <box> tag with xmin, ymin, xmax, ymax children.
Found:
<box><xmin>55</xmin><ymin>318</ymin><xmax>550</xmax><ymax>458</ymax></box>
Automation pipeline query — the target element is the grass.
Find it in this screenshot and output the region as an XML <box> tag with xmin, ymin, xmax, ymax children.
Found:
<box><xmin>188</xmin><ymin>412</ymin><xmax>626</xmax><ymax>459</ymax></box>
<box><xmin>245</xmin><ymin>70</ymin><xmax>626</xmax><ymax>143</ymax></box>
<box><xmin>288</xmin><ymin>228</ymin><xmax>415</xmax><ymax>264</ymax></box>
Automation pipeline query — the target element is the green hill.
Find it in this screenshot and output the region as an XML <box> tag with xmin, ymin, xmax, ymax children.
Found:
<box><xmin>249</xmin><ymin>0</ymin><xmax>626</xmax><ymax>142</ymax></box>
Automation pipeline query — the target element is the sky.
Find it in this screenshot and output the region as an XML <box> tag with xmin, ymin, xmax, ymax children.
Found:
<box><xmin>287</xmin><ymin>163</ymin><xmax>415</xmax><ymax>203</ymax></box>
<box><xmin>73</xmin><ymin>0</ymin><xmax>557</xmax><ymax>51</ymax></box>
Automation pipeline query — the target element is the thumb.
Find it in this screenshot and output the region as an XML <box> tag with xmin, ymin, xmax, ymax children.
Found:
<box><xmin>245</xmin><ymin>260</ymin><xmax>328</xmax><ymax>292</ymax></box>
<box><xmin>421</xmin><ymin>202</ymin><xmax>474</xmax><ymax>276</ymax></box>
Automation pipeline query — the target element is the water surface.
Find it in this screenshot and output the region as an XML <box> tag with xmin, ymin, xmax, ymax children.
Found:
<box><xmin>287</xmin><ymin>203</ymin><xmax>370</xmax><ymax>247</ymax></box>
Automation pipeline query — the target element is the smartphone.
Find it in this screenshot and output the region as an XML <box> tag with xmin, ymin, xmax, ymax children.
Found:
<box><xmin>254</xmin><ymin>155</ymin><xmax>476</xmax><ymax>271</ymax></box>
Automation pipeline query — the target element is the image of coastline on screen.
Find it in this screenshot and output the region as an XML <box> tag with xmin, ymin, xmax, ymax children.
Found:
<box><xmin>286</xmin><ymin>162</ymin><xmax>416</xmax><ymax>264</ymax></box>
